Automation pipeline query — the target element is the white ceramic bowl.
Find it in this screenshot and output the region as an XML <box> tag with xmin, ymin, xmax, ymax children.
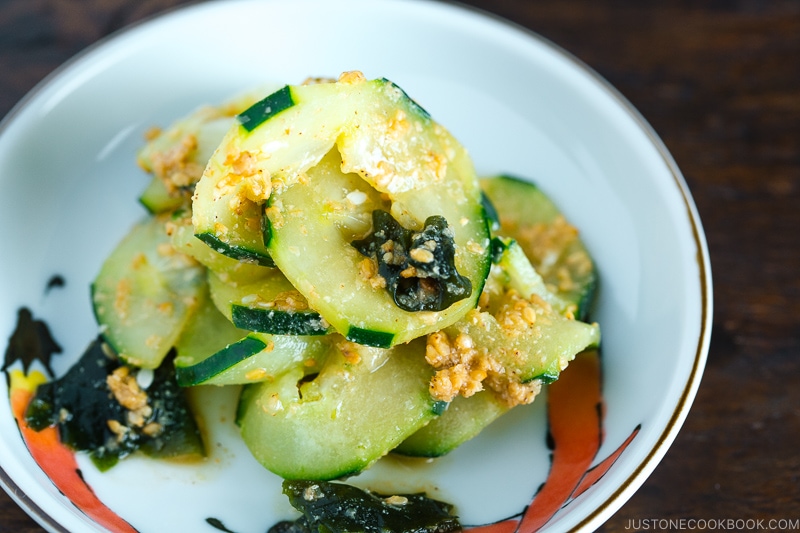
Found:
<box><xmin>0</xmin><ymin>0</ymin><xmax>712</xmax><ymax>531</ymax></box>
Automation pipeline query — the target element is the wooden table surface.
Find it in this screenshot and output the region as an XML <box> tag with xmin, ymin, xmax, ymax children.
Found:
<box><xmin>1</xmin><ymin>1</ymin><xmax>798</xmax><ymax>531</ymax></box>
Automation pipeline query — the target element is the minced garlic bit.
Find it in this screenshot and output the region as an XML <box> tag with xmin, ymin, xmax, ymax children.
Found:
<box><xmin>409</xmin><ymin>246</ymin><xmax>435</xmax><ymax>264</ymax></box>
<box><xmin>426</xmin><ymin>330</ymin><xmax>500</xmax><ymax>403</ymax></box>
<box><xmin>143</xmin><ymin>126</ymin><xmax>162</xmax><ymax>142</ymax></box>
<box><xmin>274</xmin><ymin>290</ymin><xmax>309</xmax><ymax>311</ymax></box>
<box><xmin>106</xmin><ymin>366</ymin><xmax>154</xmax><ymax>431</ymax></box>
<box><xmin>303</xmin><ymin>483</ymin><xmax>323</xmax><ymax>501</ymax></box>
<box><xmin>496</xmin><ymin>379</ymin><xmax>542</xmax><ymax>407</ymax></box>
<box><xmin>107</xmin><ymin>419</ymin><xmax>129</xmax><ymax>442</ymax></box>
<box><xmin>338</xmin><ymin>70</ymin><xmax>366</xmax><ymax>84</ymax></box>
<box><xmin>225</xmin><ymin>149</ymin><xmax>272</xmax><ymax>204</ymax></box>
<box><xmin>511</xmin><ymin>215</ymin><xmax>592</xmax><ymax>295</ymax></box>
<box><xmin>150</xmin><ymin>133</ymin><xmax>204</xmax><ymax>193</ymax></box>
<box><xmin>358</xmin><ymin>257</ymin><xmax>387</xmax><ymax>289</ymax></box>
<box><xmin>265</xmin><ymin>203</ymin><xmax>285</xmax><ymax>229</ymax></box>
<box><xmin>466</xmin><ymin>239</ymin><xmax>486</xmax><ymax>255</ymax></box>
<box><xmin>338</xmin><ymin>340</ymin><xmax>362</xmax><ymax>365</ymax></box>
<box><xmin>387</xmin><ymin>109</ymin><xmax>410</xmax><ymax>138</ymax></box>
<box><xmin>383</xmin><ymin>495</ymin><xmax>409</xmax><ymax>506</ymax></box>
<box><xmin>495</xmin><ymin>290</ymin><xmax>550</xmax><ymax>337</ymax></box>
<box><xmin>346</xmin><ymin>190</ymin><xmax>368</xmax><ymax>206</ymax></box>
<box><xmin>156</xmin><ymin>242</ymin><xmax>176</xmax><ymax>257</ymax></box>
<box><xmin>107</xmin><ymin>366</ymin><xmax>148</xmax><ymax>411</ymax></box>
<box><xmin>425</xmin><ymin>289</ymin><xmax>551</xmax><ymax>408</ymax></box>
<box><xmin>245</xmin><ymin>368</ymin><xmax>269</xmax><ymax>381</ymax></box>
<box><xmin>142</xmin><ymin>422</ymin><xmax>163</xmax><ymax>437</ymax></box>
<box><xmin>113</xmin><ymin>278</ymin><xmax>131</xmax><ymax>320</ymax></box>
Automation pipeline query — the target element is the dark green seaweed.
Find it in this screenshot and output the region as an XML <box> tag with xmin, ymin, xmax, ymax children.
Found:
<box><xmin>24</xmin><ymin>336</ymin><xmax>203</xmax><ymax>470</ymax></box>
<box><xmin>275</xmin><ymin>480</ymin><xmax>461</xmax><ymax>533</ymax></box>
<box><xmin>352</xmin><ymin>210</ymin><xmax>471</xmax><ymax>313</ymax></box>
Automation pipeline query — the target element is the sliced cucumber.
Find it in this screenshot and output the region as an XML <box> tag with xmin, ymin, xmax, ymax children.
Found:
<box><xmin>267</xmin><ymin>147</ymin><xmax>488</xmax><ymax>347</ymax></box>
<box><xmin>237</xmin><ymin>337</ymin><xmax>440</xmax><ymax>480</ymax></box>
<box><xmin>173</xmin><ymin>285</ymin><xmax>248</xmax><ymax>384</ymax></box>
<box><xmin>441</xmin><ymin>280</ymin><xmax>599</xmax><ymax>385</ymax></box>
<box><xmin>137</xmin><ymin>87</ymin><xmax>271</xmax><ymax>215</ymax></box>
<box><xmin>91</xmin><ymin>215</ymin><xmax>205</xmax><ymax>369</ymax></box>
<box><xmin>174</xmin><ymin>277</ymin><xmax>330</xmax><ymax>386</ymax></box>
<box><xmin>394</xmin><ymin>390</ymin><xmax>507</xmax><ymax>457</ymax></box>
<box><xmin>193</xmin><ymin>75</ymin><xmax>490</xmax><ymax>346</ymax></box>
<box><xmin>480</xmin><ymin>175</ymin><xmax>597</xmax><ymax>319</ymax></box>
<box><xmin>139</xmin><ymin>175</ymin><xmax>186</xmax><ymax>214</ymax></box>
<box><xmin>138</xmin><ymin>110</ymin><xmax>236</xmax><ymax>215</ymax></box>
<box><xmin>194</xmin><ymin>200</ymin><xmax>274</xmax><ymax>267</ymax></box>
<box><xmin>176</xmin><ymin>331</ymin><xmax>329</xmax><ymax>387</ymax></box>
<box><xmin>207</xmin><ymin>270</ymin><xmax>331</xmax><ymax>336</ymax></box>
<box><xmin>488</xmin><ymin>237</ymin><xmax>574</xmax><ymax>316</ymax></box>
<box><xmin>169</xmin><ymin>214</ymin><xmax>273</xmax><ymax>283</ymax></box>
<box><xmin>397</xmin><ymin>239</ymin><xmax>599</xmax><ymax>457</ymax></box>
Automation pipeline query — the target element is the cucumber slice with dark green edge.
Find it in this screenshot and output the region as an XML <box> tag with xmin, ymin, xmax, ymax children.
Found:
<box><xmin>91</xmin><ymin>215</ymin><xmax>205</xmax><ymax>369</ymax></box>
<box><xmin>396</xmin><ymin>239</ymin><xmax>600</xmax><ymax>457</ymax></box>
<box><xmin>480</xmin><ymin>175</ymin><xmax>597</xmax><ymax>320</ymax></box>
<box><xmin>137</xmin><ymin>112</ymin><xmax>236</xmax><ymax>215</ymax></box>
<box><xmin>193</xmin><ymin>75</ymin><xmax>490</xmax><ymax>346</ymax></box>
<box><xmin>174</xmin><ymin>275</ymin><xmax>330</xmax><ymax>386</ymax></box>
<box><xmin>237</xmin><ymin>337</ymin><xmax>441</xmax><ymax>480</ymax></box>
<box><xmin>139</xmin><ymin>175</ymin><xmax>186</xmax><ymax>214</ymax></box>
<box><xmin>170</xmin><ymin>214</ymin><xmax>273</xmax><ymax>283</ymax></box>
<box><xmin>207</xmin><ymin>270</ymin><xmax>331</xmax><ymax>336</ymax></box>
<box><xmin>194</xmin><ymin>200</ymin><xmax>274</xmax><ymax>267</ymax></box>
<box><xmin>394</xmin><ymin>390</ymin><xmax>508</xmax><ymax>457</ymax></box>
<box><xmin>136</xmin><ymin>88</ymin><xmax>270</xmax><ymax>215</ymax></box>
<box><xmin>440</xmin><ymin>256</ymin><xmax>599</xmax><ymax>385</ymax></box>
<box><xmin>267</xmin><ymin>147</ymin><xmax>488</xmax><ymax>347</ymax></box>
<box><xmin>490</xmin><ymin>237</ymin><xmax>574</xmax><ymax>316</ymax></box>
<box><xmin>173</xmin><ymin>285</ymin><xmax>248</xmax><ymax>385</ymax></box>
<box><xmin>176</xmin><ymin>330</ymin><xmax>329</xmax><ymax>387</ymax></box>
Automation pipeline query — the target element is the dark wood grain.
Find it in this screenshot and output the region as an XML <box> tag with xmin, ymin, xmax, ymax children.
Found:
<box><xmin>2</xmin><ymin>1</ymin><xmax>799</xmax><ymax>532</ymax></box>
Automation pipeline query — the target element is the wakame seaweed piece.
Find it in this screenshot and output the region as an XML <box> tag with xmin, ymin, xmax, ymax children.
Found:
<box><xmin>280</xmin><ymin>480</ymin><xmax>462</xmax><ymax>533</ymax></box>
<box><xmin>24</xmin><ymin>337</ymin><xmax>203</xmax><ymax>471</ymax></box>
<box><xmin>352</xmin><ymin>210</ymin><xmax>472</xmax><ymax>312</ymax></box>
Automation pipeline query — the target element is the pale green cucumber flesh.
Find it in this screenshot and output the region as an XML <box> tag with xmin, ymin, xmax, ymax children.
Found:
<box><xmin>237</xmin><ymin>338</ymin><xmax>438</xmax><ymax>480</ymax></box>
<box><xmin>267</xmin><ymin>148</ymin><xmax>489</xmax><ymax>347</ymax></box>
<box><xmin>91</xmin><ymin>215</ymin><xmax>205</xmax><ymax>369</ymax></box>
<box><xmin>173</xmin><ymin>286</ymin><xmax>251</xmax><ymax>386</ymax></box>
<box><xmin>138</xmin><ymin>175</ymin><xmax>187</xmax><ymax>214</ymax></box>
<box><xmin>394</xmin><ymin>390</ymin><xmax>509</xmax><ymax>457</ymax></box>
<box><xmin>195</xmin><ymin>207</ymin><xmax>274</xmax><ymax>267</ymax></box>
<box><xmin>480</xmin><ymin>175</ymin><xmax>597</xmax><ymax>320</ymax></box>
<box><xmin>175</xmin><ymin>282</ymin><xmax>328</xmax><ymax>386</ymax></box>
<box><xmin>207</xmin><ymin>270</ymin><xmax>331</xmax><ymax>336</ymax></box>
<box><xmin>195</xmin><ymin>78</ymin><xmax>490</xmax><ymax>346</ymax></box>
<box><xmin>398</xmin><ymin>238</ymin><xmax>600</xmax><ymax>457</ymax></box>
<box><xmin>137</xmin><ymin>106</ymin><xmax>238</xmax><ymax>215</ymax></box>
<box><xmin>176</xmin><ymin>333</ymin><xmax>328</xmax><ymax>387</ymax></box>
<box><xmin>170</xmin><ymin>216</ymin><xmax>272</xmax><ymax>283</ymax></box>
<box><xmin>443</xmin><ymin>293</ymin><xmax>599</xmax><ymax>384</ymax></box>
<box><xmin>192</xmin><ymin>83</ymin><xmax>350</xmax><ymax>265</ymax></box>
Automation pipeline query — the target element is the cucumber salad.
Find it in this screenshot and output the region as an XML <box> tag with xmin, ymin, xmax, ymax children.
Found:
<box><xmin>27</xmin><ymin>72</ymin><xmax>600</xmax><ymax>528</ymax></box>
